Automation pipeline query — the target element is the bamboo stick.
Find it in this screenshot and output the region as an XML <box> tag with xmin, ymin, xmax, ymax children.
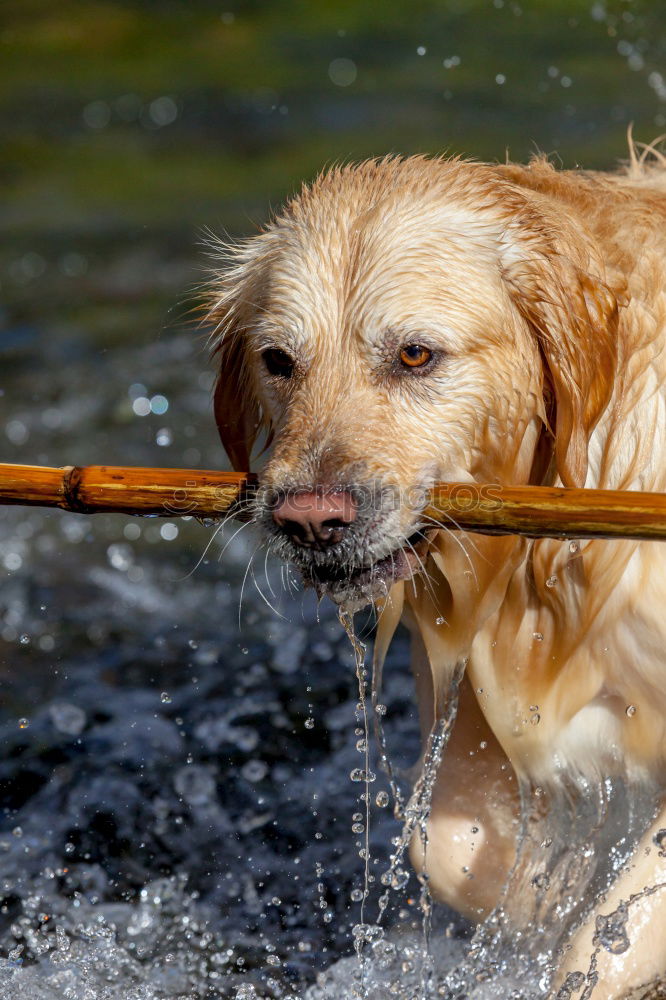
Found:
<box><xmin>2</xmin><ymin>463</ymin><xmax>666</xmax><ymax>541</ymax></box>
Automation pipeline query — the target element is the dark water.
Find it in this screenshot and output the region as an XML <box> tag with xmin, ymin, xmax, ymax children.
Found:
<box><xmin>2</xmin><ymin>2</ymin><xmax>666</xmax><ymax>996</ymax></box>
<box><xmin>0</xmin><ymin>326</ymin><xmax>445</xmax><ymax>997</ymax></box>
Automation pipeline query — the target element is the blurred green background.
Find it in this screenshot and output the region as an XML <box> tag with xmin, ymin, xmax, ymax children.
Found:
<box><xmin>1</xmin><ymin>0</ymin><xmax>666</xmax><ymax>452</ymax></box>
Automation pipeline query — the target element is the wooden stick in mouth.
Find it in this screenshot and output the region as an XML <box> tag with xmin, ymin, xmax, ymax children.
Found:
<box><xmin>2</xmin><ymin>463</ymin><xmax>666</xmax><ymax>542</ymax></box>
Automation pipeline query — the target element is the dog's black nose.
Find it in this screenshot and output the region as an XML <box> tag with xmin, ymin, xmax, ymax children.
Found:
<box><xmin>272</xmin><ymin>489</ymin><xmax>357</xmax><ymax>548</ymax></box>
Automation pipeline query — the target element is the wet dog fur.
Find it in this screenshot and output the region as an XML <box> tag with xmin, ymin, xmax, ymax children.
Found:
<box><xmin>209</xmin><ymin>149</ymin><xmax>666</xmax><ymax>995</ymax></box>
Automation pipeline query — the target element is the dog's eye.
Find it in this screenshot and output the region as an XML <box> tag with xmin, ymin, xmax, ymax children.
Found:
<box><xmin>263</xmin><ymin>348</ymin><xmax>295</xmax><ymax>378</ymax></box>
<box><xmin>399</xmin><ymin>344</ymin><xmax>432</xmax><ymax>369</ymax></box>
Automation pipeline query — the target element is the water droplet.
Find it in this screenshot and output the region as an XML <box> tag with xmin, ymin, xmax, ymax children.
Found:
<box><xmin>174</xmin><ymin>765</ymin><xmax>216</xmax><ymax>805</ymax></box>
<box><xmin>557</xmin><ymin>971</ymin><xmax>586</xmax><ymax>998</ymax></box>
<box><xmin>350</xmin><ymin>768</ymin><xmax>376</xmax><ymax>783</ymax></box>
<box><xmin>19</xmin><ymin>634</ymin><xmax>30</xmax><ymax>645</ymax></box>
<box><xmin>479</xmin><ymin>740</ymin><xmax>488</xmax><ymax>750</ymax></box>
<box><xmin>49</xmin><ymin>702</ymin><xmax>86</xmax><ymax>736</ymax></box>
<box><xmin>266</xmin><ymin>954</ymin><xmax>280</xmax><ymax>966</ymax></box>
<box><xmin>653</xmin><ymin>828</ymin><xmax>666</xmax><ymax>856</ymax></box>
<box><xmin>626</xmin><ymin>704</ymin><xmax>637</xmax><ymax>717</ymax></box>
<box><xmin>304</xmin><ymin>717</ymin><xmax>315</xmax><ymax>729</ymax></box>
<box><xmin>375</xmin><ymin>791</ymin><xmax>389</xmax><ymax>807</ymax></box>
<box><xmin>532</xmin><ymin>871</ymin><xmax>551</xmax><ymax>890</ymax></box>
<box><xmin>568</xmin><ymin>540</ymin><xmax>579</xmax><ymax>554</ymax></box>
<box><xmin>435</xmin><ymin>616</ymin><xmax>446</xmax><ymax>625</ymax></box>
<box><xmin>374</xmin><ymin>703</ymin><xmax>387</xmax><ymax>716</ymax></box>
<box><xmin>355</xmin><ymin>738</ymin><xmax>367</xmax><ymax>753</ymax></box>
<box><xmin>531</xmin><ymin>713</ymin><xmax>541</xmax><ymax>726</ymax></box>
<box><xmin>351</xmin><ymin>822</ymin><xmax>365</xmax><ymax>834</ymax></box>
<box><xmin>532</xmin><ymin>631</ymin><xmax>543</xmax><ymax>642</ymax></box>
<box><xmin>350</xmin><ymin>888</ymin><xmax>364</xmax><ymax>902</ymax></box>
<box><xmin>234</xmin><ymin>986</ymin><xmax>257</xmax><ymax>1000</ymax></box>
<box><xmin>12</xmin><ymin>827</ymin><xmax>22</xmax><ymax>838</ymax></box>
<box><xmin>390</xmin><ymin>869</ymin><xmax>409</xmax><ymax>890</ymax></box>
<box><xmin>545</xmin><ymin>575</ymin><xmax>557</xmax><ymax>588</ymax></box>
<box><xmin>593</xmin><ymin>903</ymin><xmax>630</xmax><ymax>954</ymax></box>
<box><xmin>18</xmin><ymin>718</ymin><xmax>29</xmax><ymax>730</ymax></box>
<box><xmin>160</xmin><ymin>692</ymin><xmax>172</xmax><ymax>704</ymax></box>
<box><xmin>241</xmin><ymin>759</ymin><xmax>269</xmax><ymax>783</ymax></box>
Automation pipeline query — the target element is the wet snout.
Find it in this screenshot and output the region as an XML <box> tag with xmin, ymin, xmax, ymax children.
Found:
<box><xmin>272</xmin><ymin>489</ymin><xmax>358</xmax><ymax>549</ymax></box>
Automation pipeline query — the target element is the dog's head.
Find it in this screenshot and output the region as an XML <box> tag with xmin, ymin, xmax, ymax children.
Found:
<box><xmin>208</xmin><ymin>157</ymin><xmax>619</xmax><ymax>609</ymax></box>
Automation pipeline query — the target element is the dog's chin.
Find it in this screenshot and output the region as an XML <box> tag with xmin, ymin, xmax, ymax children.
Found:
<box><xmin>300</xmin><ymin>530</ymin><xmax>434</xmax><ymax>613</ymax></box>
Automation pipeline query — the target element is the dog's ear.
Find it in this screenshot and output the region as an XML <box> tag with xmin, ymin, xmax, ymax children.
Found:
<box><xmin>207</xmin><ymin>237</ymin><xmax>273</xmax><ymax>471</ymax></box>
<box><xmin>501</xmin><ymin>204</ymin><xmax>620</xmax><ymax>488</ymax></box>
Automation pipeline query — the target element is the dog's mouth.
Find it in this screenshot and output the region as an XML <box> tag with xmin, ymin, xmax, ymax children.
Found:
<box><xmin>305</xmin><ymin>527</ymin><xmax>436</xmax><ymax>607</ymax></box>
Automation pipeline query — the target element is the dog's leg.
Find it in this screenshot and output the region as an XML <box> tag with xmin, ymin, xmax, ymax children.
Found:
<box><xmin>408</xmin><ymin>633</ymin><xmax>520</xmax><ymax>921</ymax></box>
<box><xmin>556</xmin><ymin>802</ymin><xmax>666</xmax><ymax>996</ymax></box>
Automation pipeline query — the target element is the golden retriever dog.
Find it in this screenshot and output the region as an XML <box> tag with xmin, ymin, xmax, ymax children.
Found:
<box><xmin>208</xmin><ymin>149</ymin><xmax>666</xmax><ymax>996</ymax></box>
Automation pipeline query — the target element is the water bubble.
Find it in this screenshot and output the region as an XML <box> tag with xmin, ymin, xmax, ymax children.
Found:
<box><xmin>328</xmin><ymin>58</ymin><xmax>357</xmax><ymax>86</ymax></box>
<box><xmin>156</xmin><ymin>427</ymin><xmax>173</xmax><ymax>447</ymax></box>
<box><xmin>160</xmin><ymin>692</ymin><xmax>172</xmax><ymax>704</ymax></box>
<box><xmin>160</xmin><ymin>522</ymin><xmax>179</xmax><ymax>541</ymax></box>
<box><xmin>568</xmin><ymin>540</ymin><xmax>579</xmax><ymax>554</ymax></box>
<box><xmin>374</xmin><ymin>703</ymin><xmax>387</xmax><ymax>716</ymax></box>
<box><xmin>12</xmin><ymin>827</ymin><xmax>22</xmax><ymax>838</ymax></box>
<box><xmin>304</xmin><ymin>717</ymin><xmax>315</xmax><ymax>729</ymax></box>
<box><xmin>531</xmin><ymin>713</ymin><xmax>541</xmax><ymax>726</ymax></box>
<box><xmin>351</xmin><ymin>823</ymin><xmax>365</xmax><ymax>834</ymax></box>
<box><xmin>435</xmin><ymin>616</ymin><xmax>446</xmax><ymax>625</ymax></box>
<box><xmin>375</xmin><ymin>791</ymin><xmax>389</xmax><ymax>808</ymax></box>
<box><xmin>174</xmin><ymin>765</ymin><xmax>217</xmax><ymax>805</ymax></box>
<box><xmin>532</xmin><ymin>631</ymin><xmax>543</xmax><ymax>642</ymax></box>
<box><xmin>479</xmin><ymin>740</ymin><xmax>488</xmax><ymax>750</ymax></box>
<box><xmin>17</xmin><ymin>718</ymin><xmax>29</xmax><ymax>730</ymax></box>
<box><xmin>355</xmin><ymin>738</ymin><xmax>367</xmax><ymax>752</ymax></box>
<box><xmin>241</xmin><ymin>759</ymin><xmax>269</xmax><ymax>783</ymax></box>
<box><xmin>266</xmin><ymin>953</ymin><xmax>281</xmax><ymax>966</ymax></box>
<box><xmin>625</xmin><ymin>704</ymin><xmax>637</xmax><ymax>717</ymax></box>
<box><xmin>350</xmin><ymin>888</ymin><xmax>364</xmax><ymax>902</ymax></box>
<box><xmin>19</xmin><ymin>633</ymin><xmax>30</xmax><ymax>645</ymax></box>
<box><xmin>49</xmin><ymin>702</ymin><xmax>86</xmax><ymax>736</ymax></box>
<box><xmin>545</xmin><ymin>575</ymin><xmax>558</xmax><ymax>588</ymax></box>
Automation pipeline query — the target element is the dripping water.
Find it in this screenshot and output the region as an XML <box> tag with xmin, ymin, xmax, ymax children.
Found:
<box><xmin>338</xmin><ymin>608</ymin><xmax>466</xmax><ymax>999</ymax></box>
